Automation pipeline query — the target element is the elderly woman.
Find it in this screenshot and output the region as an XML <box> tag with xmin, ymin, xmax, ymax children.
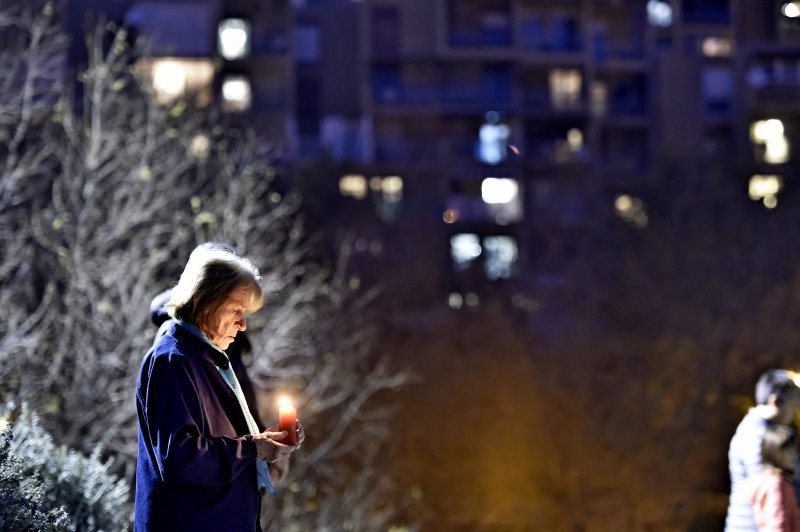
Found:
<box><xmin>135</xmin><ymin>247</ymin><xmax>303</xmax><ymax>531</ymax></box>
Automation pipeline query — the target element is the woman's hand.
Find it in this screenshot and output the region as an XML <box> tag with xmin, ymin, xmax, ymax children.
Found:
<box><xmin>252</xmin><ymin>430</ymin><xmax>291</xmax><ymax>463</ymax></box>
<box><xmin>254</xmin><ymin>422</ymin><xmax>306</xmax><ymax>462</ymax></box>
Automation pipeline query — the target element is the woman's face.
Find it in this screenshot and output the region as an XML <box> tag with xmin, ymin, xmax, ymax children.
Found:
<box><xmin>205</xmin><ymin>288</ymin><xmax>252</xmax><ymax>350</ymax></box>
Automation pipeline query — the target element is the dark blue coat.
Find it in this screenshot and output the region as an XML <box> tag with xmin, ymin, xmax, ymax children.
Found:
<box><xmin>135</xmin><ymin>321</ymin><xmax>260</xmax><ymax>531</ymax></box>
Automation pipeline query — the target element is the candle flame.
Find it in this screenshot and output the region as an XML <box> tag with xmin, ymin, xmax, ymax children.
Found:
<box><xmin>278</xmin><ymin>395</ymin><xmax>294</xmax><ymax>410</ymax></box>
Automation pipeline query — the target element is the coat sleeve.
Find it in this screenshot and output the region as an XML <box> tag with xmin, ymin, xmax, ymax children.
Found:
<box><xmin>140</xmin><ymin>352</ymin><xmax>258</xmax><ymax>488</ymax></box>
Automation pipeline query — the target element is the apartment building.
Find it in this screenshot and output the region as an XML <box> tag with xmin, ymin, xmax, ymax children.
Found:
<box><xmin>65</xmin><ymin>0</ymin><xmax>800</xmax><ymax>301</ymax></box>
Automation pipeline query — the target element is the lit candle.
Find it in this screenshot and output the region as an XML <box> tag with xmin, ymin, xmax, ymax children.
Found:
<box><xmin>277</xmin><ymin>396</ymin><xmax>297</xmax><ymax>445</ymax></box>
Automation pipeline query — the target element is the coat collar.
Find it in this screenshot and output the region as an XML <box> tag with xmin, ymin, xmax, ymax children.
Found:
<box><xmin>168</xmin><ymin>320</ymin><xmax>231</xmax><ymax>370</ymax></box>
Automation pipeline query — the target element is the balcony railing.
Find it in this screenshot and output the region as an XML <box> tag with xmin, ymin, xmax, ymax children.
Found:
<box><xmin>373</xmin><ymin>83</ymin><xmax>512</xmax><ymax>107</ymax></box>
<box><xmin>448</xmin><ymin>28</ymin><xmax>513</xmax><ymax>48</ymax></box>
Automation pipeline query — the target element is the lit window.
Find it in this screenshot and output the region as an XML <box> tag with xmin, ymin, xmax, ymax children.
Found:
<box><xmin>702</xmin><ymin>37</ymin><xmax>732</xmax><ymax>57</ymax></box>
<box><xmin>481</xmin><ymin>178</ymin><xmax>518</xmax><ymax>204</ymax></box>
<box><xmin>477</xmin><ymin>111</ymin><xmax>510</xmax><ymax>165</ymax></box>
<box><xmin>222</xmin><ymin>76</ymin><xmax>252</xmax><ymax>112</ymax></box>
<box><xmin>137</xmin><ymin>58</ymin><xmax>214</xmax><ymax>104</ymax></box>
<box><xmin>782</xmin><ymin>2</ymin><xmax>800</xmax><ymax>18</ymax></box>
<box><xmin>647</xmin><ymin>0</ymin><xmax>673</xmax><ymax>27</ymax></box>
<box><xmin>750</xmin><ymin>119</ymin><xmax>790</xmax><ymax>164</ymax></box>
<box><xmin>567</xmin><ymin>128</ymin><xmax>583</xmax><ymax>150</ymax></box>
<box><xmin>339</xmin><ymin>174</ymin><xmax>368</xmax><ymax>199</ymax></box>
<box><xmin>483</xmin><ymin>236</ymin><xmax>518</xmax><ymax>280</ymax></box>
<box><xmin>614</xmin><ymin>194</ymin><xmax>648</xmax><ymax>228</ymax></box>
<box><xmin>549</xmin><ymin>69</ymin><xmax>582</xmax><ymax>111</ymax></box>
<box><xmin>590</xmin><ymin>81</ymin><xmax>607</xmax><ymax>117</ymax></box>
<box><xmin>218</xmin><ymin>18</ymin><xmax>251</xmax><ymax>60</ymax></box>
<box><xmin>748</xmin><ymin>174</ymin><xmax>783</xmax><ymax>209</ymax></box>
<box><xmin>381</xmin><ymin>175</ymin><xmax>403</xmax><ymax>202</ymax></box>
<box><xmin>451</xmin><ymin>234</ymin><xmax>482</xmax><ymax>270</ymax></box>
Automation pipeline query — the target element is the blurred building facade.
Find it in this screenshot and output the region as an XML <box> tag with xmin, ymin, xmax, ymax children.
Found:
<box><xmin>65</xmin><ymin>0</ymin><xmax>800</xmax><ymax>304</ymax></box>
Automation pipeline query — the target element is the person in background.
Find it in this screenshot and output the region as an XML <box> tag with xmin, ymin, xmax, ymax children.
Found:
<box><xmin>748</xmin><ymin>424</ymin><xmax>800</xmax><ymax>531</ymax></box>
<box><xmin>136</xmin><ymin>246</ymin><xmax>303</xmax><ymax>531</ymax></box>
<box><xmin>726</xmin><ymin>369</ymin><xmax>800</xmax><ymax>532</ymax></box>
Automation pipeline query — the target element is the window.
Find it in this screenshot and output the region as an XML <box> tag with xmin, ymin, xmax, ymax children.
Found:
<box><xmin>371</xmin><ymin>7</ymin><xmax>399</xmax><ymax>56</ymax></box>
<box><xmin>702</xmin><ymin>66</ymin><xmax>733</xmax><ymax>115</ymax></box>
<box><xmin>218</xmin><ymin>18</ymin><xmax>251</xmax><ymax>60</ymax></box>
<box><xmin>339</xmin><ymin>174</ymin><xmax>368</xmax><ymax>199</ymax></box>
<box><xmin>372</xmin><ymin>66</ymin><xmax>401</xmax><ymax>103</ymax></box>
<box><xmin>451</xmin><ymin>234</ymin><xmax>482</xmax><ymax>271</ymax></box>
<box><xmin>483</xmin><ymin>236</ymin><xmax>518</xmax><ymax>280</ymax></box>
<box><xmin>476</xmin><ymin>111</ymin><xmax>510</xmax><ymax>164</ymax></box>
<box><xmin>222</xmin><ymin>76</ymin><xmax>252</xmax><ymax>112</ymax></box>
<box><xmin>702</xmin><ymin>37</ymin><xmax>732</xmax><ymax>57</ymax></box>
<box><xmin>549</xmin><ymin>69</ymin><xmax>582</xmax><ymax>111</ymax></box>
<box><xmin>750</xmin><ymin>119</ymin><xmax>790</xmax><ymax>164</ymax></box>
<box><xmin>783</xmin><ymin>3</ymin><xmax>800</xmax><ymax>18</ymax></box>
<box><xmin>749</xmin><ymin>174</ymin><xmax>783</xmax><ymax>209</ymax></box>
<box><xmin>295</xmin><ymin>24</ymin><xmax>321</xmax><ymax>63</ymax></box>
<box><xmin>449</xmin><ymin>234</ymin><xmax>518</xmax><ymax>279</ymax></box>
<box><xmin>647</xmin><ymin>0</ymin><xmax>673</xmax><ymax>27</ymax></box>
<box><xmin>136</xmin><ymin>58</ymin><xmax>214</xmax><ymax>104</ymax></box>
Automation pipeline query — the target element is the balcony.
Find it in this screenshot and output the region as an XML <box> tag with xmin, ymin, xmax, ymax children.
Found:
<box><xmin>372</xmin><ymin>82</ymin><xmax>512</xmax><ymax>110</ymax></box>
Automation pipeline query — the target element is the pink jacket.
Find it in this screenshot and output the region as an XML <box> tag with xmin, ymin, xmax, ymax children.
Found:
<box><xmin>749</xmin><ymin>468</ymin><xmax>800</xmax><ymax>532</ymax></box>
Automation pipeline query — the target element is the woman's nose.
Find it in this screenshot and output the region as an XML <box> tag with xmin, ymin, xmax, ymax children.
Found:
<box><xmin>236</xmin><ymin>315</ymin><xmax>246</xmax><ymax>331</ymax></box>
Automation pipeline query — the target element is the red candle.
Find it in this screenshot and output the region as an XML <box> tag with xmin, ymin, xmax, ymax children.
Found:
<box><xmin>277</xmin><ymin>396</ymin><xmax>297</xmax><ymax>445</ymax></box>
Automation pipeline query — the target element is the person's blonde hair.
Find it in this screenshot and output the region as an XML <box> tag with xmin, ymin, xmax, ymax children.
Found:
<box><xmin>166</xmin><ymin>246</ymin><xmax>263</xmax><ymax>336</ymax></box>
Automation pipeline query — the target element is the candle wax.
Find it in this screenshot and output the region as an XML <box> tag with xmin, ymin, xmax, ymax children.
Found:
<box><xmin>278</xmin><ymin>404</ymin><xmax>297</xmax><ymax>445</ymax></box>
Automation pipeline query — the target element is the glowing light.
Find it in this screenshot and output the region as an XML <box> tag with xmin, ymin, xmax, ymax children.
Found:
<box><xmin>464</xmin><ymin>293</ymin><xmax>480</xmax><ymax>307</ymax></box>
<box><xmin>751</xmin><ymin>119</ymin><xmax>784</xmax><ymax>143</ymax></box>
<box><xmin>381</xmin><ymin>175</ymin><xmax>404</xmax><ymax>201</ymax></box>
<box><xmin>590</xmin><ymin>81</ymin><xmax>608</xmax><ymax>117</ymax></box>
<box><xmin>339</xmin><ymin>174</ymin><xmax>368</xmax><ymax>199</ymax></box>
<box><xmin>483</xmin><ymin>235</ymin><xmax>518</xmax><ymax>280</ymax></box>
<box><xmin>218</xmin><ymin>18</ymin><xmax>251</xmax><ymax>60</ymax></box>
<box><xmin>783</xmin><ymin>2</ymin><xmax>800</xmax><ymax>18</ymax></box>
<box><xmin>153</xmin><ymin>60</ymin><xmax>186</xmax><ymax>98</ymax></box>
<box><xmin>748</xmin><ymin>174</ymin><xmax>783</xmax><ymax>209</ymax></box>
<box><xmin>648</xmin><ymin>0</ymin><xmax>673</xmax><ymax>27</ymax></box>
<box><xmin>615</xmin><ymin>194</ymin><xmax>633</xmax><ymax>212</ymax></box>
<box><xmin>448</xmin><ymin>293</ymin><xmax>464</xmax><ymax>309</ymax></box>
<box><xmin>139</xmin><ymin>58</ymin><xmax>214</xmax><ymax>104</ymax></box>
<box><xmin>477</xmin><ymin>119</ymin><xmax>511</xmax><ymax>165</ymax></box>
<box><xmin>614</xmin><ymin>194</ymin><xmax>648</xmax><ymax>228</ymax></box>
<box><xmin>190</xmin><ymin>133</ymin><xmax>210</xmax><ymax>157</ymax></box>
<box><xmin>443</xmin><ymin>208</ymin><xmax>459</xmax><ymax>224</ymax></box>
<box><xmin>277</xmin><ymin>395</ymin><xmax>294</xmax><ymax>410</ymax></box>
<box><xmin>702</xmin><ymin>37</ymin><xmax>732</xmax><ymax>57</ymax></box>
<box><xmin>751</xmin><ymin>119</ymin><xmax>789</xmax><ymax>164</ymax></box>
<box><xmin>567</xmin><ymin>128</ymin><xmax>583</xmax><ymax>151</ymax></box>
<box><xmin>765</xmin><ymin>134</ymin><xmax>790</xmax><ymax>164</ymax></box>
<box><xmin>549</xmin><ymin>69</ymin><xmax>582</xmax><ymax>111</ymax></box>
<box><xmin>222</xmin><ymin>76</ymin><xmax>252</xmax><ymax>112</ymax></box>
<box><xmin>508</xmin><ymin>144</ymin><xmax>520</xmax><ymax>156</ymax></box>
<box><xmin>481</xmin><ymin>178</ymin><xmax>519</xmax><ymax>204</ymax></box>
<box><xmin>451</xmin><ymin>234</ymin><xmax>481</xmax><ymax>270</ymax></box>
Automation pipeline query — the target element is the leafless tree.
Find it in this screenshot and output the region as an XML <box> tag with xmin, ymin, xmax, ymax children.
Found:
<box><xmin>0</xmin><ymin>1</ymin><xmax>413</xmax><ymax>529</ymax></box>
